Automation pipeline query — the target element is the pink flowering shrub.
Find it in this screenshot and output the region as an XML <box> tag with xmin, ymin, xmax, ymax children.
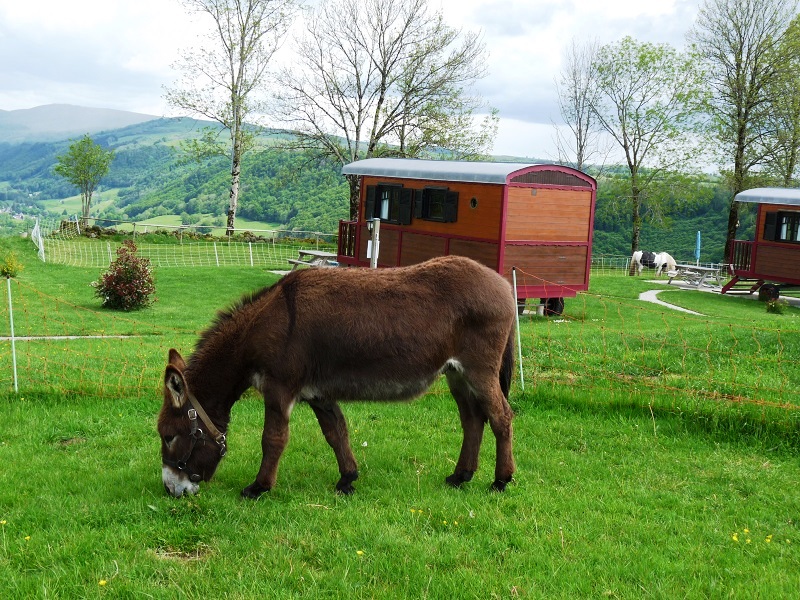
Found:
<box><xmin>93</xmin><ymin>240</ymin><xmax>155</xmax><ymax>310</ymax></box>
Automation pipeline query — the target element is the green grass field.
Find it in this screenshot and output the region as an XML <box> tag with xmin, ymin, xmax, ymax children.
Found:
<box><xmin>38</xmin><ymin>194</ymin><xmax>285</xmax><ymax>235</ymax></box>
<box><xmin>0</xmin><ymin>236</ymin><xmax>798</xmax><ymax>598</ymax></box>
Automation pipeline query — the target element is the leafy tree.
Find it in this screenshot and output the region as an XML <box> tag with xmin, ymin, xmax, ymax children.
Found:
<box><xmin>53</xmin><ymin>135</ymin><xmax>114</xmax><ymax>227</ymax></box>
<box><xmin>590</xmin><ymin>36</ymin><xmax>707</xmax><ymax>257</ymax></box>
<box><xmin>274</xmin><ymin>0</ymin><xmax>496</xmax><ymax>218</ymax></box>
<box><xmin>689</xmin><ymin>0</ymin><xmax>799</xmax><ymax>259</ymax></box>
<box><xmin>763</xmin><ymin>15</ymin><xmax>800</xmax><ymax>186</ymax></box>
<box><xmin>164</xmin><ymin>0</ymin><xmax>300</xmax><ymax>235</ymax></box>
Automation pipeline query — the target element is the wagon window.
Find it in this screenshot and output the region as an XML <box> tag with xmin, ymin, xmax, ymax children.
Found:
<box><xmin>365</xmin><ymin>185</ymin><xmax>412</xmax><ymax>225</ymax></box>
<box><xmin>766</xmin><ymin>211</ymin><xmax>800</xmax><ymax>243</ymax></box>
<box><xmin>416</xmin><ymin>187</ymin><xmax>458</xmax><ymax>223</ymax></box>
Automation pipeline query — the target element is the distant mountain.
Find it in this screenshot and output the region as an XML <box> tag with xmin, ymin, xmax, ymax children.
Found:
<box><xmin>0</xmin><ymin>104</ymin><xmax>161</xmax><ymax>143</ymax></box>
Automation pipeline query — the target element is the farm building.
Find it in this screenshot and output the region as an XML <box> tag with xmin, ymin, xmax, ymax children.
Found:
<box><xmin>336</xmin><ymin>158</ymin><xmax>597</xmax><ymax>314</ymax></box>
<box><xmin>723</xmin><ymin>187</ymin><xmax>800</xmax><ymax>295</ymax></box>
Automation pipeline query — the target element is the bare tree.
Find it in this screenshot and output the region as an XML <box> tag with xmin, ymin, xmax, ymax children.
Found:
<box><xmin>553</xmin><ymin>38</ymin><xmax>606</xmax><ymax>171</ymax></box>
<box><xmin>591</xmin><ymin>37</ymin><xmax>707</xmax><ymax>257</ymax></box>
<box><xmin>689</xmin><ymin>0</ymin><xmax>799</xmax><ymax>259</ymax></box>
<box><xmin>274</xmin><ymin>0</ymin><xmax>496</xmax><ymax>218</ymax></box>
<box><xmin>164</xmin><ymin>0</ymin><xmax>299</xmax><ymax>235</ymax></box>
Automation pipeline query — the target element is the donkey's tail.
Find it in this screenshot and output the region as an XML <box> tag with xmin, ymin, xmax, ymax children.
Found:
<box><xmin>500</xmin><ymin>329</ymin><xmax>514</xmax><ymax>399</ymax></box>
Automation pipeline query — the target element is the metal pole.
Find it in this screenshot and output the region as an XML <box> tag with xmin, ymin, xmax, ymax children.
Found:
<box><xmin>369</xmin><ymin>218</ymin><xmax>381</xmax><ymax>269</ymax></box>
<box><xmin>511</xmin><ymin>268</ymin><xmax>525</xmax><ymax>391</ymax></box>
<box><xmin>7</xmin><ymin>277</ymin><xmax>18</xmax><ymax>393</ymax></box>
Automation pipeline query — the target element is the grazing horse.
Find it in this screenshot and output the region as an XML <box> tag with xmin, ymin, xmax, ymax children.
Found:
<box><xmin>158</xmin><ymin>256</ymin><xmax>517</xmax><ymax>499</ymax></box>
<box><xmin>630</xmin><ymin>250</ymin><xmax>677</xmax><ymax>276</ymax></box>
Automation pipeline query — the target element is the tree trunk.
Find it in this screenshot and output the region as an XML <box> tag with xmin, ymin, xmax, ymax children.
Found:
<box><xmin>81</xmin><ymin>192</ymin><xmax>91</xmax><ymax>229</ymax></box>
<box><xmin>347</xmin><ymin>174</ymin><xmax>360</xmax><ymax>220</ymax></box>
<box><xmin>628</xmin><ymin>177</ymin><xmax>641</xmax><ymax>275</ymax></box>
<box><xmin>724</xmin><ymin>200</ymin><xmax>739</xmax><ymax>262</ymax></box>
<box><xmin>227</xmin><ymin>134</ymin><xmax>243</xmax><ymax>237</ymax></box>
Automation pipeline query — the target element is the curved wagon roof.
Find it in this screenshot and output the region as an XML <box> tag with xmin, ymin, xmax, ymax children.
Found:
<box><xmin>735</xmin><ymin>187</ymin><xmax>800</xmax><ymax>206</ymax></box>
<box><xmin>341</xmin><ymin>158</ymin><xmax>596</xmax><ymax>188</ymax></box>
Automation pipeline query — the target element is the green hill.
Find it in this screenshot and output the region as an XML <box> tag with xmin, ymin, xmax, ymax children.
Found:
<box><xmin>0</xmin><ymin>112</ymin><xmax>741</xmax><ymax>260</ymax></box>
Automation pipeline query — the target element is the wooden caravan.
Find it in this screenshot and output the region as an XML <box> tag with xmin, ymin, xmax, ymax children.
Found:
<box><xmin>723</xmin><ymin>187</ymin><xmax>800</xmax><ymax>295</ymax></box>
<box><xmin>336</xmin><ymin>158</ymin><xmax>597</xmax><ymax>314</ymax></box>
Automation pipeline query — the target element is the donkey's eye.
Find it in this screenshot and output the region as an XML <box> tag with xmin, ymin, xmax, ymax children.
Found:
<box><xmin>163</xmin><ymin>435</ymin><xmax>175</xmax><ymax>446</ymax></box>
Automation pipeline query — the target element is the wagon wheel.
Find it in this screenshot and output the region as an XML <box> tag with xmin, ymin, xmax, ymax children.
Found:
<box><xmin>542</xmin><ymin>297</ymin><xmax>565</xmax><ymax>316</ymax></box>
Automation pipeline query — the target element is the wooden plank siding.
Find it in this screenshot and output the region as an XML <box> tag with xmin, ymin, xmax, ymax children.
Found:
<box><xmin>399</xmin><ymin>233</ymin><xmax>448</xmax><ymax>266</ymax></box>
<box><xmin>753</xmin><ymin>245</ymin><xmax>800</xmax><ymax>280</ymax></box>
<box><xmin>503</xmin><ymin>245</ymin><xmax>589</xmax><ymax>286</ymax></box>
<box><xmin>360</xmin><ymin>176</ymin><xmax>504</xmax><ymax>241</ymax></box>
<box><xmin>449</xmin><ymin>239</ymin><xmax>499</xmax><ymax>270</ymax></box>
<box><xmin>504</xmin><ymin>187</ymin><xmax>593</xmax><ymax>242</ymax></box>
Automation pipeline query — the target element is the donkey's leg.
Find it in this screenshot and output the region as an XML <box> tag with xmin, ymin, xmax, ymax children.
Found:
<box><xmin>242</xmin><ymin>394</ymin><xmax>294</xmax><ymax>499</ymax></box>
<box><xmin>469</xmin><ymin>372</ymin><xmax>515</xmax><ymax>492</ymax></box>
<box><xmin>486</xmin><ymin>384</ymin><xmax>516</xmax><ymax>491</ymax></box>
<box><xmin>444</xmin><ymin>371</ymin><xmax>486</xmax><ymax>488</ymax></box>
<box><xmin>309</xmin><ymin>401</ymin><xmax>359</xmax><ymax>494</ymax></box>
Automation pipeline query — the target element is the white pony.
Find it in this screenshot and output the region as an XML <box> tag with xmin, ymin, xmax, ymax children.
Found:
<box><xmin>630</xmin><ymin>250</ymin><xmax>677</xmax><ymax>276</ymax></box>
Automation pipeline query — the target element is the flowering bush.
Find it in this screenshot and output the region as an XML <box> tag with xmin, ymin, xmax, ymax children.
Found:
<box><xmin>0</xmin><ymin>250</ymin><xmax>22</xmax><ymax>278</ymax></box>
<box><xmin>93</xmin><ymin>240</ymin><xmax>155</xmax><ymax>310</ymax></box>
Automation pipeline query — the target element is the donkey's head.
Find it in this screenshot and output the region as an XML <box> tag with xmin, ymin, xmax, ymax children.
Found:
<box><xmin>158</xmin><ymin>349</ymin><xmax>227</xmax><ymax>498</ymax></box>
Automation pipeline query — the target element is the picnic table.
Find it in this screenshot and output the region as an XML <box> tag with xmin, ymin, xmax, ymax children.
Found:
<box><xmin>287</xmin><ymin>249</ymin><xmax>338</xmax><ymax>271</ymax></box>
<box><xmin>667</xmin><ymin>264</ymin><xmax>725</xmax><ymax>289</ymax></box>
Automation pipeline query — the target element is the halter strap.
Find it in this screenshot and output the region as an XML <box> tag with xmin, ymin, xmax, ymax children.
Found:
<box><xmin>186</xmin><ymin>391</ymin><xmax>227</xmax><ymax>454</ymax></box>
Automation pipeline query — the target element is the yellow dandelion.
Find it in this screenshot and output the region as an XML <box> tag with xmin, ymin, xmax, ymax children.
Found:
<box><xmin>746</xmin><ymin>539</ymin><xmax>752</xmax><ymax>544</ymax></box>
<box><xmin>24</xmin><ymin>535</ymin><xmax>30</xmax><ymax>541</ymax></box>
<box><xmin>744</xmin><ymin>528</ymin><xmax>750</xmax><ymax>534</ymax></box>
<box><xmin>99</xmin><ymin>580</ymin><xmax>107</xmax><ymax>586</ymax></box>
<box><xmin>732</xmin><ymin>532</ymin><xmax>739</xmax><ymax>542</ymax></box>
<box><xmin>0</xmin><ymin>520</ymin><xmax>6</xmax><ymax>525</ymax></box>
<box><xmin>766</xmin><ymin>535</ymin><xmax>773</xmax><ymax>543</ymax></box>
<box><xmin>356</xmin><ymin>550</ymin><xmax>364</xmax><ymax>556</ymax></box>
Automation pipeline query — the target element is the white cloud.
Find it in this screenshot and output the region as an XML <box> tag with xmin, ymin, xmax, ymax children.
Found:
<box><xmin>0</xmin><ymin>0</ymin><xmax>702</xmax><ymax>156</ymax></box>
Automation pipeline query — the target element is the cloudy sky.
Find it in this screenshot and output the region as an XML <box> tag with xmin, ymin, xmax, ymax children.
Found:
<box><xmin>0</xmin><ymin>0</ymin><xmax>701</xmax><ymax>158</ymax></box>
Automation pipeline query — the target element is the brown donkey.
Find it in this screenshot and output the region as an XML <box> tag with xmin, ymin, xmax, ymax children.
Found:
<box><xmin>158</xmin><ymin>255</ymin><xmax>517</xmax><ymax>498</ymax></box>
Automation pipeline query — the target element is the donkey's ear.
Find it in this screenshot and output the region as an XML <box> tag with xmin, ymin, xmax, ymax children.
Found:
<box><xmin>164</xmin><ymin>365</ymin><xmax>188</xmax><ymax>410</ymax></box>
<box><xmin>168</xmin><ymin>348</ymin><xmax>186</xmax><ymax>371</ymax></box>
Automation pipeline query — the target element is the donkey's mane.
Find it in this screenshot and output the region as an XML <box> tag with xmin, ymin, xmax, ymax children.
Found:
<box><xmin>193</xmin><ymin>274</ymin><xmax>297</xmax><ymax>356</ymax></box>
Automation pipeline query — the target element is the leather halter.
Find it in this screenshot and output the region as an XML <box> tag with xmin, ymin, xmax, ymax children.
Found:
<box><xmin>163</xmin><ymin>392</ymin><xmax>227</xmax><ymax>482</ymax></box>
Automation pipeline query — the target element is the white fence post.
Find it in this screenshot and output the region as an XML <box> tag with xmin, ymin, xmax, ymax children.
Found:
<box><xmin>511</xmin><ymin>267</ymin><xmax>525</xmax><ymax>391</ymax></box>
<box><xmin>6</xmin><ymin>277</ymin><xmax>18</xmax><ymax>393</ymax></box>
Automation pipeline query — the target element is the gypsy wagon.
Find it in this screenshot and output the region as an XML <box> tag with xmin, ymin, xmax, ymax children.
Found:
<box><xmin>722</xmin><ymin>187</ymin><xmax>800</xmax><ymax>296</ymax></box>
<box><xmin>336</xmin><ymin>158</ymin><xmax>597</xmax><ymax>314</ymax></box>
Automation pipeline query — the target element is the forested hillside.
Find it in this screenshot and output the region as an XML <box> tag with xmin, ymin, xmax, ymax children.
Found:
<box><xmin>0</xmin><ymin>116</ymin><xmax>744</xmax><ymax>261</ymax></box>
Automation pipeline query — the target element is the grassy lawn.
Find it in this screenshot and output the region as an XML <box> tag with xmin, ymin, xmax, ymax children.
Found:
<box><xmin>0</xmin><ymin>237</ymin><xmax>798</xmax><ymax>598</ymax></box>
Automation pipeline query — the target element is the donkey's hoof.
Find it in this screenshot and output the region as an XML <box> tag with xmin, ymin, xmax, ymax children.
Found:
<box><xmin>445</xmin><ymin>470</ymin><xmax>474</xmax><ymax>488</ymax></box>
<box><xmin>490</xmin><ymin>478</ymin><xmax>512</xmax><ymax>492</ymax></box>
<box><xmin>336</xmin><ymin>482</ymin><xmax>356</xmax><ymax>495</ymax></box>
<box><xmin>241</xmin><ymin>482</ymin><xmax>270</xmax><ymax>499</ymax></box>
<box><xmin>335</xmin><ymin>471</ymin><xmax>359</xmax><ymax>495</ymax></box>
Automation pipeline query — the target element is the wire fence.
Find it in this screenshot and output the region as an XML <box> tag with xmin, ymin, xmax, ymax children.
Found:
<box><xmin>30</xmin><ymin>216</ymin><xmax>337</xmax><ymax>270</ymax></box>
<box><xmin>30</xmin><ymin>217</ymin><xmax>725</xmax><ymax>276</ymax></box>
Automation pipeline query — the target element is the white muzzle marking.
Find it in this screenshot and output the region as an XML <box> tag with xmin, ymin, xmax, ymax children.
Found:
<box><xmin>162</xmin><ymin>465</ymin><xmax>199</xmax><ymax>497</ymax></box>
